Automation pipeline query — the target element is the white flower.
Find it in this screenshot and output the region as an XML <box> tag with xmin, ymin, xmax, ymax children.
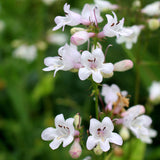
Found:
<box><xmin>80</xmin><ymin>4</ymin><xmax>103</xmax><ymax>25</ymax></box>
<box><xmin>116</xmin><ymin>25</ymin><xmax>144</xmax><ymax>49</ymax></box>
<box><xmin>141</xmin><ymin>1</ymin><xmax>160</xmax><ymax>16</ymax></box>
<box><xmin>78</xmin><ymin>48</ymin><xmax>114</xmax><ymax>83</ymax></box>
<box><xmin>53</xmin><ymin>3</ymin><xmax>81</xmax><ymax>31</ymax></box>
<box><xmin>149</xmin><ymin>81</ymin><xmax>160</xmax><ymax>103</ymax></box>
<box><xmin>43</xmin><ymin>43</ymin><xmax>81</xmax><ymax>76</ymax></box>
<box><xmin>13</xmin><ymin>44</ymin><xmax>37</xmax><ymax>62</ymax></box>
<box><xmin>103</xmin><ymin>12</ymin><xmax>133</xmax><ymax>38</ymax></box>
<box><xmin>114</xmin><ymin>59</ymin><xmax>133</xmax><ymax>71</ymax></box>
<box><xmin>122</xmin><ymin>105</ymin><xmax>157</xmax><ymax>143</ymax></box>
<box><xmin>101</xmin><ymin>84</ymin><xmax>127</xmax><ymax>110</ymax></box>
<box><xmin>94</xmin><ymin>0</ymin><xmax>118</xmax><ymax>11</ymax></box>
<box><xmin>86</xmin><ymin>117</ymin><xmax>123</xmax><ymax>152</ymax></box>
<box><xmin>41</xmin><ymin>114</ymin><xmax>75</xmax><ymax>150</ymax></box>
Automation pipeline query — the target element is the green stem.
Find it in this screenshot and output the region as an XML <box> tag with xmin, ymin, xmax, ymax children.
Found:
<box><xmin>92</xmin><ymin>81</ymin><xmax>99</xmax><ymax>119</ymax></box>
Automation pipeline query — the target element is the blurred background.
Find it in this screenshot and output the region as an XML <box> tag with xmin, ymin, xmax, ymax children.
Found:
<box><xmin>0</xmin><ymin>0</ymin><xmax>160</xmax><ymax>159</ymax></box>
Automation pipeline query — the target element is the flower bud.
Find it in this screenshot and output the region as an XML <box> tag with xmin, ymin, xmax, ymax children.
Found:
<box><xmin>93</xmin><ymin>143</ymin><xmax>103</xmax><ymax>155</ymax></box>
<box><xmin>114</xmin><ymin>60</ymin><xmax>133</xmax><ymax>72</ymax></box>
<box><xmin>113</xmin><ymin>146</ymin><xmax>123</xmax><ymax>157</ymax></box>
<box><xmin>71</xmin><ymin>31</ymin><xmax>95</xmax><ymax>46</ymax></box>
<box><xmin>119</xmin><ymin>126</ymin><xmax>130</xmax><ymax>141</ymax></box>
<box><xmin>70</xmin><ymin>27</ymin><xmax>86</xmax><ymax>35</ymax></box>
<box><xmin>74</xmin><ymin>113</ymin><xmax>81</xmax><ymax>129</ymax></box>
<box><xmin>69</xmin><ymin>139</ymin><xmax>82</xmax><ymax>159</ymax></box>
<box><xmin>132</xmin><ymin>0</ymin><xmax>141</xmax><ymax>9</ymax></box>
<box><xmin>148</xmin><ymin>19</ymin><xmax>160</xmax><ymax>31</ymax></box>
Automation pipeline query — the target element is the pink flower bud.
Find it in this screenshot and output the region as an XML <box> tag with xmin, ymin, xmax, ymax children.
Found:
<box><xmin>114</xmin><ymin>60</ymin><xmax>133</xmax><ymax>72</ymax></box>
<box><xmin>71</xmin><ymin>31</ymin><xmax>95</xmax><ymax>46</ymax></box>
<box><xmin>69</xmin><ymin>138</ymin><xmax>82</xmax><ymax>159</ymax></box>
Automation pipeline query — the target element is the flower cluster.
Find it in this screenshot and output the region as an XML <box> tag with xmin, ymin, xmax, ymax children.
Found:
<box><xmin>41</xmin><ymin>2</ymin><xmax>157</xmax><ymax>159</ymax></box>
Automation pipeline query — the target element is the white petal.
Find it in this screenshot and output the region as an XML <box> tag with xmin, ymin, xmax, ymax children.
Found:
<box><xmin>105</xmin><ymin>14</ymin><xmax>114</xmax><ymax>24</ymax></box>
<box><xmin>62</xmin><ymin>135</ymin><xmax>74</xmax><ymax>147</ymax></box>
<box><xmin>100</xmin><ymin>63</ymin><xmax>114</xmax><ymax>74</ymax></box>
<box><xmin>81</xmin><ymin>51</ymin><xmax>92</xmax><ymax>67</ymax></box>
<box><xmin>78</xmin><ymin>68</ymin><xmax>91</xmax><ymax>81</ymax></box>
<box><xmin>148</xmin><ymin>129</ymin><xmax>157</xmax><ymax>137</ymax></box>
<box><xmin>89</xmin><ymin>118</ymin><xmax>102</xmax><ymax>135</ymax></box>
<box><xmin>41</xmin><ymin>127</ymin><xmax>57</xmax><ymax>141</ymax></box>
<box><xmin>100</xmin><ymin>140</ymin><xmax>110</xmax><ymax>152</ymax></box>
<box><xmin>92</xmin><ymin>48</ymin><xmax>104</xmax><ymax>64</ymax></box>
<box><xmin>134</xmin><ymin>115</ymin><xmax>152</xmax><ymax>127</ymax></box>
<box><xmin>55</xmin><ymin>114</ymin><xmax>65</xmax><ymax>128</ymax></box>
<box><xmin>44</xmin><ymin>57</ymin><xmax>60</xmax><ymax>66</ymax></box>
<box><xmin>66</xmin><ymin>118</ymin><xmax>75</xmax><ymax>135</ymax></box>
<box><xmin>49</xmin><ymin>138</ymin><xmax>62</xmax><ymax>150</ymax></box>
<box><xmin>86</xmin><ymin>136</ymin><xmax>97</xmax><ymax>150</ymax></box>
<box><xmin>43</xmin><ymin>66</ymin><xmax>55</xmax><ymax>71</ymax></box>
<box><xmin>102</xmin><ymin>117</ymin><xmax>114</xmax><ymax>131</ymax></box>
<box><xmin>109</xmin><ymin>132</ymin><xmax>123</xmax><ymax>145</ymax></box>
<box><xmin>92</xmin><ymin>70</ymin><xmax>103</xmax><ymax>83</ymax></box>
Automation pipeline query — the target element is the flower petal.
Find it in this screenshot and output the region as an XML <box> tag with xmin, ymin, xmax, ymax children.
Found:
<box><xmin>55</xmin><ymin>114</ymin><xmax>65</xmax><ymax>128</ymax></box>
<box><xmin>41</xmin><ymin>127</ymin><xmax>57</xmax><ymax>141</ymax></box>
<box><xmin>66</xmin><ymin>118</ymin><xmax>75</xmax><ymax>135</ymax></box>
<box><xmin>100</xmin><ymin>63</ymin><xmax>114</xmax><ymax>74</ymax></box>
<box><xmin>78</xmin><ymin>68</ymin><xmax>91</xmax><ymax>81</ymax></box>
<box><xmin>86</xmin><ymin>136</ymin><xmax>97</xmax><ymax>150</ymax></box>
<box><xmin>102</xmin><ymin>117</ymin><xmax>114</xmax><ymax>131</ymax></box>
<box><xmin>92</xmin><ymin>70</ymin><xmax>103</xmax><ymax>83</ymax></box>
<box><xmin>49</xmin><ymin>138</ymin><xmax>62</xmax><ymax>150</ymax></box>
<box><xmin>100</xmin><ymin>140</ymin><xmax>110</xmax><ymax>152</ymax></box>
<box><xmin>89</xmin><ymin>118</ymin><xmax>102</xmax><ymax>135</ymax></box>
<box><xmin>109</xmin><ymin>132</ymin><xmax>123</xmax><ymax>145</ymax></box>
<box><xmin>62</xmin><ymin>135</ymin><xmax>74</xmax><ymax>147</ymax></box>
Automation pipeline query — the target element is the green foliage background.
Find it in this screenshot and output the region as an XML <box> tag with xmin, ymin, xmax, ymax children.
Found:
<box><xmin>0</xmin><ymin>0</ymin><xmax>160</xmax><ymax>160</ymax></box>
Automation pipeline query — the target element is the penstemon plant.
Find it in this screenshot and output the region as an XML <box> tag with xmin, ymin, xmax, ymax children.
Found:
<box><xmin>41</xmin><ymin>1</ymin><xmax>157</xmax><ymax>159</ymax></box>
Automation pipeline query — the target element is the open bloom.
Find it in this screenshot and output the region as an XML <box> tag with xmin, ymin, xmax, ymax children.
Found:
<box><xmin>41</xmin><ymin>114</ymin><xmax>75</xmax><ymax>150</ymax></box>
<box><xmin>141</xmin><ymin>1</ymin><xmax>160</xmax><ymax>16</ymax></box>
<box><xmin>43</xmin><ymin>43</ymin><xmax>81</xmax><ymax>76</ymax></box>
<box><xmin>78</xmin><ymin>48</ymin><xmax>114</xmax><ymax>83</ymax></box>
<box><xmin>116</xmin><ymin>25</ymin><xmax>144</xmax><ymax>49</ymax></box>
<box><xmin>53</xmin><ymin>3</ymin><xmax>81</xmax><ymax>31</ymax></box>
<box><xmin>149</xmin><ymin>81</ymin><xmax>160</xmax><ymax>103</ymax></box>
<box><xmin>101</xmin><ymin>84</ymin><xmax>128</xmax><ymax>111</ymax></box>
<box><xmin>102</xmin><ymin>12</ymin><xmax>133</xmax><ymax>38</ymax></box>
<box><xmin>122</xmin><ymin>105</ymin><xmax>157</xmax><ymax>143</ymax></box>
<box><xmin>86</xmin><ymin>117</ymin><xmax>123</xmax><ymax>152</ymax></box>
<box><xmin>94</xmin><ymin>0</ymin><xmax>118</xmax><ymax>11</ymax></box>
<box><xmin>80</xmin><ymin>4</ymin><xmax>103</xmax><ymax>25</ymax></box>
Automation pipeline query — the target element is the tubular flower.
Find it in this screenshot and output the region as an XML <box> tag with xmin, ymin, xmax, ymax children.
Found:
<box><xmin>116</xmin><ymin>25</ymin><xmax>144</xmax><ymax>49</ymax></box>
<box><xmin>43</xmin><ymin>43</ymin><xmax>81</xmax><ymax>76</ymax></box>
<box><xmin>122</xmin><ymin>105</ymin><xmax>157</xmax><ymax>143</ymax></box>
<box><xmin>101</xmin><ymin>84</ymin><xmax>128</xmax><ymax>111</ymax></box>
<box><xmin>78</xmin><ymin>48</ymin><xmax>114</xmax><ymax>83</ymax></box>
<box><xmin>103</xmin><ymin>11</ymin><xmax>133</xmax><ymax>38</ymax></box>
<box><xmin>41</xmin><ymin>114</ymin><xmax>75</xmax><ymax>150</ymax></box>
<box><xmin>53</xmin><ymin>3</ymin><xmax>81</xmax><ymax>31</ymax></box>
<box><xmin>86</xmin><ymin>117</ymin><xmax>123</xmax><ymax>152</ymax></box>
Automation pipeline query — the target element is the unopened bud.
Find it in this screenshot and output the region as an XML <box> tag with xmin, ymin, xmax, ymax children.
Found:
<box><xmin>36</xmin><ymin>41</ymin><xmax>47</xmax><ymax>51</ymax></box>
<box><xmin>93</xmin><ymin>143</ymin><xmax>103</xmax><ymax>155</ymax></box>
<box><xmin>74</xmin><ymin>113</ymin><xmax>81</xmax><ymax>129</ymax></box>
<box><xmin>132</xmin><ymin>0</ymin><xmax>141</xmax><ymax>9</ymax></box>
<box><xmin>70</xmin><ymin>27</ymin><xmax>86</xmax><ymax>35</ymax></box>
<box><xmin>102</xmin><ymin>72</ymin><xmax>114</xmax><ymax>78</ymax></box>
<box><xmin>113</xmin><ymin>146</ymin><xmax>123</xmax><ymax>157</ymax></box>
<box><xmin>71</xmin><ymin>31</ymin><xmax>95</xmax><ymax>46</ymax></box>
<box><xmin>119</xmin><ymin>126</ymin><xmax>130</xmax><ymax>141</ymax></box>
<box><xmin>69</xmin><ymin>139</ymin><xmax>82</xmax><ymax>159</ymax></box>
<box><xmin>148</xmin><ymin>19</ymin><xmax>160</xmax><ymax>31</ymax></box>
<box><xmin>114</xmin><ymin>60</ymin><xmax>133</xmax><ymax>72</ymax></box>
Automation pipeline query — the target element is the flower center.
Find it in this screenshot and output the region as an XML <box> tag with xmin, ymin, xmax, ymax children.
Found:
<box><xmin>57</xmin><ymin>124</ymin><xmax>70</xmax><ymax>139</ymax></box>
<box><xmin>97</xmin><ymin>127</ymin><xmax>106</xmax><ymax>141</ymax></box>
<box><xmin>88</xmin><ymin>58</ymin><xmax>97</xmax><ymax>69</ymax></box>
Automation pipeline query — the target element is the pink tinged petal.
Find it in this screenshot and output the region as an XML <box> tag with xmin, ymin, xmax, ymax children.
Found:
<box><xmin>100</xmin><ymin>63</ymin><xmax>114</xmax><ymax>74</ymax></box>
<box><xmin>86</xmin><ymin>136</ymin><xmax>97</xmax><ymax>150</ymax></box>
<box><xmin>55</xmin><ymin>114</ymin><xmax>65</xmax><ymax>128</ymax></box>
<box><xmin>109</xmin><ymin>132</ymin><xmax>123</xmax><ymax>145</ymax></box>
<box><xmin>100</xmin><ymin>140</ymin><xmax>110</xmax><ymax>152</ymax></box>
<box><xmin>63</xmin><ymin>135</ymin><xmax>74</xmax><ymax>147</ymax></box>
<box><xmin>102</xmin><ymin>117</ymin><xmax>114</xmax><ymax>132</ymax></box>
<box><xmin>41</xmin><ymin>127</ymin><xmax>57</xmax><ymax>141</ymax></box>
<box><xmin>49</xmin><ymin>138</ymin><xmax>62</xmax><ymax>150</ymax></box>
<box><xmin>92</xmin><ymin>70</ymin><xmax>103</xmax><ymax>83</ymax></box>
<box><xmin>111</xmin><ymin>84</ymin><xmax>120</xmax><ymax>93</ymax></box>
<box><xmin>78</xmin><ymin>68</ymin><xmax>91</xmax><ymax>81</ymax></box>
<box><xmin>105</xmin><ymin>102</ymin><xmax>113</xmax><ymax>111</ymax></box>
<box><xmin>89</xmin><ymin>118</ymin><xmax>102</xmax><ymax>135</ymax></box>
<box><xmin>114</xmin><ymin>60</ymin><xmax>133</xmax><ymax>72</ymax></box>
